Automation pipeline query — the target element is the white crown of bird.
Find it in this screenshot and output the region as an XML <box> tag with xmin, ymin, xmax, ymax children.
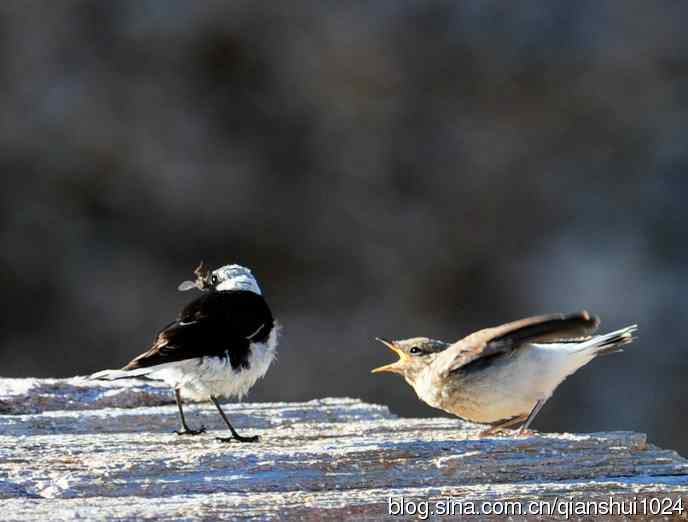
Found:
<box><xmin>213</xmin><ymin>264</ymin><xmax>262</xmax><ymax>295</ymax></box>
<box><xmin>178</xmin><ymin>263</ymin><xmax>262</xmax><ymax>295</ymax></box>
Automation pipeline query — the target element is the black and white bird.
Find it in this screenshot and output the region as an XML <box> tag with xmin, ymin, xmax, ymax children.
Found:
<box><xmin>91</xmin><ymin>262</ymin><xmax>278</xmax><ymax>442</ymax></box>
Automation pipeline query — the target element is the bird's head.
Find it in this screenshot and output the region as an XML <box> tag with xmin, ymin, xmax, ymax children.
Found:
<box><xmin>178</xmin><ymin>262</ymin><xmax>262</xmax><ymax>295</ymax></box>
<box><xmin>209</xmin><ymin>264</ymin><xmax>262</xmax><ymax>294</ymax></box>
<box><xmin>371</xmin><ymin>337</ymin><xmax>449</xmax><ymax>383</ymax></box>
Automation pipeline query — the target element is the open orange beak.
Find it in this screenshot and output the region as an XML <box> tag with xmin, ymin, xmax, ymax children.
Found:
<box><xmin>371</xmin><ymin>337</ymin><xmax>407</xmax><ymax>374</ymax></box>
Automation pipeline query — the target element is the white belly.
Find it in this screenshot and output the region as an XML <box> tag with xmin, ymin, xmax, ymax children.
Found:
<box><xmin>418</xmin><ymin>342</ymin><xmax>593</xmax><ymax>424</ymax></box>
<box><xmin>149</xmin><ymin>327</ymin><xmax>279</xmax><ymax>401</ymax></box>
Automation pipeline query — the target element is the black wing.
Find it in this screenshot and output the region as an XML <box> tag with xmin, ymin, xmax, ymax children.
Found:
<box><xmin>124</xmin><ymin>290</ymin><xmax>274</xmax><ymax>371</ymax></box>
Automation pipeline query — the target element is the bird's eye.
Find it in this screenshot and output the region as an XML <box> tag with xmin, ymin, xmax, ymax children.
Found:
<box><xmin>409</xmin><ymin>346</ymin><xmax>422</xmax><ymax>355</ymax></box>
<box><xmin>211</xmin><ymin>275</ymin><xmax>218</xmax><ymax>284</ymax></box>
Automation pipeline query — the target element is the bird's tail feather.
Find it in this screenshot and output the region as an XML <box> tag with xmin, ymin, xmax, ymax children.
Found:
<box><xmin>89</xmin><ymin>367</ymin><xmax>152</xmax><ymax>380</ymax></box>
<box><xmin>573</xmin><ymin>324</ymin><xmax>637</xmax><ymax>356</ymax></box>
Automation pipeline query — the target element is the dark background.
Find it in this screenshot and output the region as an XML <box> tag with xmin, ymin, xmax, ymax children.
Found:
<box><xmin>1</xmin><ymin>2</ymin><xmax>686</xmax><ymax>453</ymax></box>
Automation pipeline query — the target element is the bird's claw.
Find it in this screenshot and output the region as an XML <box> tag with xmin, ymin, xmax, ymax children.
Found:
<box><xmin>478</xmin><ymin>427</ymin><xmax>537</xmax><ymax>438</ymax></box>
<box><xmin>478</xmin><ymin>427</ymin><xmax>513</xmax><ymax>437</ymax></box>
<box><xmin>216</xmin><ymin>434</ymin><xmax>260</xmax><ymax>443</ymax></box>
<box><xmin>175</xmin><ymin>425</ymin><xmax>207</xmax><ymax>436</ymax></box>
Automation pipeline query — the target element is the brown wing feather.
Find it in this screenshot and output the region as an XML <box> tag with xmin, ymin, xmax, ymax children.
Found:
<box><xmin>436</xmin><ymin>311</ymin><xmax>600</xmax><ymax>376</ymax></box>
<box><xmin>124</xmin><ymin>329</ymin><xmax>176</xmax><ymax>370</ymax></box>
<box><xmin>485</xmin><ymin>311</ymin><xmax>600</xmax><ymax>347</ymax></box>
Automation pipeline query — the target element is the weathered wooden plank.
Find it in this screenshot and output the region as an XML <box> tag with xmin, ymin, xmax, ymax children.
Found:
<box><xmin>0</xmin><ymin>378</ymin><xmax>686</xmax><ymax>520</ymax></box>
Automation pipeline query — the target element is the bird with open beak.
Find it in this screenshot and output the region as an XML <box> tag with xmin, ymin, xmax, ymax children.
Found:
<box><xmin>372</xmin><ymin>311</ymin><xmax>637</xmax><ymax>436</ymax></box>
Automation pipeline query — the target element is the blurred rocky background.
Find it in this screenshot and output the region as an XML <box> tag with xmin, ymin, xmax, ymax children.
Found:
<box><xmin>1</xmin><ymin>2</ymin><xmax>686</xmax><ymax>453</ymax></box>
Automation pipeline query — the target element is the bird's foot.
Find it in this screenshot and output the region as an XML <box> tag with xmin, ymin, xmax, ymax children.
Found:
<box><xmin>216</xmin><ymin>434</ymin><xmax>260</xmax><ymax>443</ymax></box>
<box><xmin>516</xmin><ymin>428</ymin><xmax>537</xmax><ymax>437</ymax></box>
<box><xmin>176</xmin><ymin>425</ymin><xmax>207</xmax><ymax>436</ymax></box>
<box><xmin>478</xmin><ymin>427</ymin><xmax>521</xmax><ymax>437</ymax></box>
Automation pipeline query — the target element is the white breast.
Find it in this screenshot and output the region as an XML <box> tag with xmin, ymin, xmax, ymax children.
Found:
<box><xmin>149</xmin><ymin>326</ymin><xmax>279</xmax><ymax>401</ymax></box>
<box><xmin>431</xmin><ymin>341</ymin><xmax>596</xmax><ymax>423</ymax></box>
<box><xmin>410</xmin><ymin>367</ymin><xmax>444</xmax><ymax>409</ymax></box>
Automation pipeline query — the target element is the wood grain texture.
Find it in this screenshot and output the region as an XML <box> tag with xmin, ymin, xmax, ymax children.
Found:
<box><xmin>0</xmin><ymin>378</ymin><xmax>686</xmax><ymax>520</ymax></box>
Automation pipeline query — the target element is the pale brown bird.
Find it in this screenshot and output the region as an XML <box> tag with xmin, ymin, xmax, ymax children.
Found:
<box><xmin>372</xmin><ymin>311</ymin><xmax>637</xmax><ymax>436</ymax></box>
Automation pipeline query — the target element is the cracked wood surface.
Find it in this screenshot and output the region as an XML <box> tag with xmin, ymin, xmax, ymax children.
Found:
<box><xmin>0</xmin><ymin>378</ymin><xmax>687</xmax><ymax>520</ymax></box>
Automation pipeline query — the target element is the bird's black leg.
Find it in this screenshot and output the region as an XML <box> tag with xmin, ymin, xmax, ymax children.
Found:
<box><xmin>517</xmin><ymin>399</ymin><xmax>546</xmax><ymax>435</ymax></box>
<box><xmin>479</xmin><ymin>414</ymin><xmax>528</xmax><ymax>437</ymax></box>
<box><xmin>210</xmin><ymin>395</ymin><xmax>259</xmax><ymax>443</ymax></box>
<box><xmin>174</xmin><ymin>388</ymin><xmax>206</xmax><ymax>436</ymax></box>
